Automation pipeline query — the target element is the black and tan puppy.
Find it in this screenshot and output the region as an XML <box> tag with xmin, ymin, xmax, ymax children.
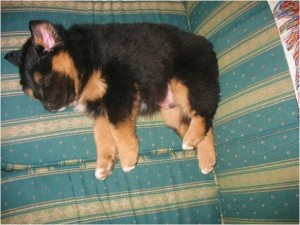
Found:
<box><xmin>5</xmin><ymin>20</ymin><xmax>219</xmax><ymax>180</ymax></box>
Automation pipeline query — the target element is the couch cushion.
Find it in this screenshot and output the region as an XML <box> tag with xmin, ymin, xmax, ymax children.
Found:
<box><xmin>1</xmin><ymin>1</ymin><xmax>189</xmax><ymax>171</ymax></box>
<box><xmin>188</xmin><ymin>1</ymin><xmax>299</xmax><ymax>223</ymax></box>
<box><xmin>1</xmin><ymin>4</ymin><xmax>223</xmax><ymax>224</ymax></box>
<box><xmin>1</xmin><ymin>154</ymin><xmax>221</xmax><ymax>224</ymax></box>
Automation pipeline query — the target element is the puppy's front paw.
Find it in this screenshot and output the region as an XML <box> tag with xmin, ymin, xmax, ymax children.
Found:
<box><xmin>197</xmin><ymin>137</ymin><xmax>216</xmax><ymax>175</ymax></box>
<box><xmin>95</xmin><ymin>154</ymin><xmax>115</xmax><ymax>180</ymax></box>
<box><xmin>119</xmin><ymin>145</ymin><xmax>139</xmax><ymax>173</ymax></box>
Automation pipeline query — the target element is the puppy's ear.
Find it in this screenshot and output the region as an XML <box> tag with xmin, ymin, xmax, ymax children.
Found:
<box><xmin>5</xmin><ymin>50</ymin><xmax>22</xmax><ymax>66</ymax></box>
<box><xmin>29</xmin><ymin>20</ymin><xmax>61</xmax><ymax>51</ymax></box>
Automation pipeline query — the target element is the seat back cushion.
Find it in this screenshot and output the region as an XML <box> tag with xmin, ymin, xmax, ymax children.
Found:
<box><xmin>187</xmin><ymin>1</ymin><xmax>299</xmax><ymax>223</ymax></box>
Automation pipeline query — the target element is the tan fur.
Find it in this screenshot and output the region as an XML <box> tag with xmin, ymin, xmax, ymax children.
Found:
<box><xmin>79</xmin><ymin>70</ymin><xmax>107</xmax><ymax>103</ymax></box>
<box><xmin>183</xmin><ymin>116</ymin><xmax>206</xmax><ymax>149</ymax></box>
<box><xmin>197</xmin><ymin>127</ymin><xmax>216</xmax><ymax>174</ymax></box>
<box><xmin>169</xmin><ymin>78</ymin><xmax>193</xmax><ymax>115</ymax></box>
<box><xmin>24</xmin><ymin>89</ymin><xmax>34</xmax><ymax>98</ymax></box>
<box><xmin>52</xmin><ymin>51</ymin><xmax>79</xmax><ymax>94</ymax></box>
<box><xmin>160</xmin><ymin>107</ymin><xmax>189</xmax><ymax>138</ymax></box>
<box><xmin>167</xmin><ymin>78</ymin><xmax>215</xmax><ymax>172</ymax></box>
<box><xmin>108</xmin><ymin>90</ymin><xmax>141</xmax><ymax>172</ymax></box>
<box><xmin>33</xmin><ymin>72</ymin><xmax>42</xmax><ymax>84</ymax></box>
<box><xmin>94</xmin><ymin>116</ymin><xmax>117</xmax><ymax>180</ymax></box>
<box><xmin>169</xmin><ymin>78</ymin><xmax>206</xmax><ymax>149</ymax></box>
<box><xmin>34</xmin><ymin>38</ymin><xmax>46</xmax><ymax>49</ymax></box>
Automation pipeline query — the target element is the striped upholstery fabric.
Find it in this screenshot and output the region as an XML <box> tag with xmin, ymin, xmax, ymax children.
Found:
<box><xmin>187</xmin><ymin>1</ymin><xmax>299</xmax><ymax>224</ymax></box>
<box><xmin>1</xmin><ymin>1</ymin><xmax>299</xmax><ymax>224</ymax></box>
<box><xmin>1</xmin><ymin>2</ymin><xmax>220</xmax><ymax>224</ymax></box>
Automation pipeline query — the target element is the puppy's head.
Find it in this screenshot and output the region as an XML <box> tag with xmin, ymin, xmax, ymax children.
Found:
<box><xmin>5</xmin><ymin>20</ymin><xmax>77</xmax><ymax>112</ymax></box>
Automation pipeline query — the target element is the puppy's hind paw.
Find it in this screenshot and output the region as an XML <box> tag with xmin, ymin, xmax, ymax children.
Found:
<box><xmin>182</xmin><ymin>142</ymin><xmax>196</xmax><ymax>150</ymax></box>
<box><xmin>198</xmin><ymin>147</ymin><xmax>216</xmax><ymax>175</ymax></box>
<box><xmin>199</xmin><ymin>161</ymin><xmax>215</xmax><ymax>175</ymax></box>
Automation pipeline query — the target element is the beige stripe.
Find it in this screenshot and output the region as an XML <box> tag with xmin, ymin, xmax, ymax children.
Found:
<box><xmin>2</xmin><ymin>186</ymin><xmax>217</xmax><ymax>224</ymax></box>
<box><xmin>186</xmin><ymin>1</ymin><xmax>199</xmax><ymax>15</ymax></box>
<box><xmin>1</xmin><ymin>117</ymin><xmax>93</xmax><ymax>142</ymax></box>
<box><xmin>2</xmin><ymin>1</ymin><xmax>185</xmax><ymax>14</ymax></box>
<box><xmin>215</xmin><ymin>92</ymin><xmax>295</xmax><ymax>126</ymax></box>
<box><xmin>2</xmin><ymin>36</ymin><xmax>29</xmax><ymax>50</ymax></box>
<box><xmin>1</xmin><ymin>116</ymin><xmax>166</xmax><ymax>144</ymax></box>
<box><xmin>2</xmin><ymin>112</ymin><xmax>79</xmax><ymax>126</ymax></box>
<box><xmin>214</xmin><ymin>76</ymin><xmax>294</xmax><ymax>125</ymax></box>
<box><xmin>218</xmin><ymin>72</ymin><xmax>289</xmax><ymax>105</ymax></box>
<box><xmin>94</xmin><ymin>2</ymin><xmax>185</xmax><ymax>13</ymax></box>
<box><xmin>1</xmin><ymin>128</ymin><xmax>92</xmax><ymax>145</ymax></box>
<box><xmin>196</xmin><ymin>2</ymin><xmax>258</xmax><ymax>38</ymax></box>
<box><xmin>138</xmin><ymin>112</ymin><xmax>162</xmax><ymax>123</ymax></box>
<box><xmin>2</xmin><ymin>31</ymin><xmax>29</xmax><ymax>36</ymax></box>
<box><xmin>2</xmin><ymin>91</ymin><xmax>24</xmax><ymax>97</ymax></box>
<box><xmin>1</xmin><ymin>77</ymin><xmax>22</xmax><ymax>96</ymax></box>
<box><xmin>224</xmin><ymin>218</ymin><xmax>299</xmax><ymax>224</ymax></box>
<box><xmin>2</xmin><ymin>153</ymin><xmax>197</xmax><ymax>181</ymax></box>
<box><xmin>218</xmin><ymin>159</ymin><xmax>299</xmax><ymax>177</ymax></box>
<box><xmin>194</xmin><ymin>1</ymin><xmax>229</xmax><ymax>34</ymax></box>
<box><xmin>2</xmin><ymin>1</ymin><xmax>92</xmax><ymax>11</ymax></box>
<box><xmin>218</xmin><ymin>164</ymin><xmax>299</xmax><ymax>191</ymax></box>
<box><xmin>2</xmin><ymin>181</ymin><xmax>214</xmax><ymax>213</ymax></box>
<box><xmin>217</xmin><ymin>22</ymin><xmax>276</xmax><ymax>58</ymax></box>
<box><xmin>218</xmin><ymin>24</ymin><xmax>280</xmax><ymax>74</ymax></box>
<box><xmin>1</xmin><ymin>79</ymin><xmax>21</xmax><ymax>92</ymax></box>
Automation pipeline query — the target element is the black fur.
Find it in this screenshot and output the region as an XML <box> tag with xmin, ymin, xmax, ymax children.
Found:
<box><xmin>5</xmin><ymin>21</ymin><xmax>219</xmax><ymax>128</ymax></box>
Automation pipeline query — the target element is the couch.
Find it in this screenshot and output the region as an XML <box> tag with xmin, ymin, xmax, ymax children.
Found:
<box><xmin>1</xmin><ymin>1</ymin><xmax>299</xmax><ymax>224</ymax></box>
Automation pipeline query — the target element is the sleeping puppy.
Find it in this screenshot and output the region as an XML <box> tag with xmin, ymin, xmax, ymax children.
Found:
<box><xmin>5</xmin><ymin>20</ymin><xmax>219</xmax><ymax>180</ymax></box>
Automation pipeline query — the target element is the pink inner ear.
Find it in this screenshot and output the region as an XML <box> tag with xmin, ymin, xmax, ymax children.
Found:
<box><xmin>39</xmin><ymin>27</ymin><xmax>55</xmax><ymax>51</ymax></box>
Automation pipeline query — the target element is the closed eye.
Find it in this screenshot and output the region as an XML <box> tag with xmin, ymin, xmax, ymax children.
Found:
<box><xmin>43</xmin><ymin>73</ymin><xmax>52</xmax><ymax>87</ymax></box>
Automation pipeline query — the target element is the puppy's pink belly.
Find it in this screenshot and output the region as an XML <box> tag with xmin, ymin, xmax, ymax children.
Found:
<box><xmin>157</xmin><ymin>84</ymin><xmax>176</xmax><ymax>109</ymax></box>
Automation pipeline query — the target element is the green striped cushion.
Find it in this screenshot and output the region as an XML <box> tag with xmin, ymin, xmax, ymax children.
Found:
<box><xmin>1</xmin><ymin>154</ymin><xmax>221</xmax><ymax>224</ymax></box>
<box><xmin>1</xmin><ymin>2</ymin><xmax>221</xmax><ymax>223</ymax></box>
<box><xmin>1</xmin><ymin>1</ymin><xmax>299</xmax><ymax>224</ymax></box>
<box><xmin>188</xmin><ymin>1</ymin><xmax>299</xmax><ymax>223</ymax></box>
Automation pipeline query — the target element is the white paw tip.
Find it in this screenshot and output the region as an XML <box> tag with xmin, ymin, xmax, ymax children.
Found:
<box><xmin>95</xmin><ymin>168</ymin><xmax>109</xmax><ymax>180</ymax></box>
<box><xmin>182</xmin><ymin>143</ymin><xmax>195</xmax><ymax>150</ymax></box>
<box><xmin>200</xmin><ymin>167</ymin><xmax>213</xmax><ymax>175</ymax></box>
<box><xmin>201</xmin><ymin>169</ymin><xmax>210</xmax><ymax>175</ymax></box>
<box><xmin>74</xmin><ymin>102</ymin><xmax>87</xmax><ymax>113</ymax></box>
<box><xmin>122</xmin><ymin>165</ymin><xmax>136</xmax><ymax>173</ymax></box>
